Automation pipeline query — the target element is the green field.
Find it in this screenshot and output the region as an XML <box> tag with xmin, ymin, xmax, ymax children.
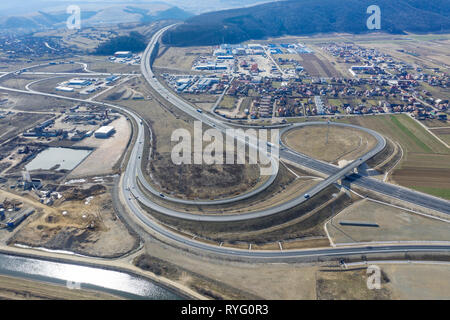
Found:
<box><xmin>389</xmin><ymin>115</ymin><xmax>433</xmax><ymax>153</ymax></box>
<box><xmin>410</xmin><ymin>186</ymin><xmax>450</xmax><ymax>200</ymax></box>
<box><xmin>340</xmin><ymin>114</ymin><xmax>449</xmax><ymax>154</ymax></box>
<box><xmin>337</xmin><ymin>114</ymin><xmax>450</xmax><ymax>200</ymax></box>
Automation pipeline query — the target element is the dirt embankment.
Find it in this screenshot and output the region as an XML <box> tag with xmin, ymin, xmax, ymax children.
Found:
<box><xmin>133</xmin><ymin>254</ymin><xmax>261</xmax><ymax>300</ymax></box>
<box><xmin>0</xmin><ymin>275</ymin><xmax>121</xmax><ymax>300</ymax></box>
<box><xmin>8</xmin><ymin>189</ymin><xmax>139</xmax><ymax>258</ymax></box>
<box><xmin>60</xmin><ymin>184</ymin><xmax>107</xmax><ymax>201</ymax></box>
<box><xmin>142</xmin><ymin>185</ymin><xmax>349</xmax><ymax>247</ymax></box>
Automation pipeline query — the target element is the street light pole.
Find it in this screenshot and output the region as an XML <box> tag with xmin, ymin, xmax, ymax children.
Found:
<box><xmin>326</xmin><ymin>120</ymin><xmax>330</xmax><ymax>144</ymax></box>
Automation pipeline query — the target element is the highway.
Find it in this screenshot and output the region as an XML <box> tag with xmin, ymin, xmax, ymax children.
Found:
<box><xmin>138</xmin><ymin>25</ymin><xmax>450</xmax><ymax>217</ymax></box>
<box><xmin>0</xmin><ymin>29</ymin><xmax>448</xmax><ymax>261</ymax></box>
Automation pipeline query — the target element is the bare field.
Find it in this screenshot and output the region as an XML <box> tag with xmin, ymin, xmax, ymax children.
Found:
<box><xmin>76</xmin><ymin>55</ymin><xmax>140</xmax><ymax>74</ymax></box>
<box><xmin>317</xmin><ymin>262</ymin><xmax>450</xmax><ymax>300</ymax></box>
<box><xmin>0</xmin><ymin>112</ymin><xmax>53</xmax><ymax>143</ymax></box>
<box><xmin>383</xmin><ymin>264</ymin><xmax>450</xmax><ymax>299</ymax></box>
<box><xmin>140</xmin><ymin>162</ymin><xmax>295</xmax><ymax>215</ymax></box>
<box><xmin>297</xmin><ymin>52</ymin><xmax>341</xmax><ymax>77</ymax></box>
<box><xmin>316</xmin><ymin>267</ymin><xmax>391</xmax><ymax>299</ymax></box>
<box><xmin>339</xmin><ymin>114</ymin><xmax>450</xmax><ymax>199</ymax></box>
<box><xmin>154</xmin><ymin>46</ymin><xmax>212</xmax><ymax>72</ymax></box>
<box><xmin>282</xmin><ymin>125</ymin><xmax>377</xmax><ymax>165</ymax></box>
<box><xmin>30</xmin><ymin>64</ymin><xmax>84</xmax><ymax>73</ymax></box>
<box><xmin>69</xmin><ymin>116</ymin><xmax>131</xmax><ymax>178</ymax></box>
<box><xmin>0</xmin><ymin>74</ymin><xmax>50</xmax><ymax>90</ymax></box>
<box><xmin>0</xmin><ymin>92</ymin><xmax>74</xmax><ymax>112</ymax></box>
<box><xmin>9</xmin><ymin>190</ymin><xmax>138</xmax><ymax>258</ymax></box>
<box><xmin>150</xmin><ymin>153</ymin><xmax>261</xmax><ymax>200</ymax></box>
<box><xmin>327</xmin><ymin>199</ymin><xmax>450</xmax><ymax>244</ymax></box>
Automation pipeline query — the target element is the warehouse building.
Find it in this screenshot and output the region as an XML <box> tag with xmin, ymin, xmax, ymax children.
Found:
<box><xmin>68</xmin><ymin>79</ymin><xmax>92</xmax><ymax>87</ymax></box>
<box><xmin>56</xmin><ymin>86</ymin><xmax>75</xmax><ymax>92</ymax></box>
<box><xmin>95</xmin><ymin>126</ymin><xmax>115</xmax><ymax>138</ymax></box>
<box><xmin>114</xmin><ymin>51</ymin><xmax>132</xmax><ymax>58</ymax></box>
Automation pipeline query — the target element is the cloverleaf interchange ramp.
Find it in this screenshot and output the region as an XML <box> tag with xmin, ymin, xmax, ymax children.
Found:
<box><xmin>138</xmin><ymin>25</ymin><xmax>450</xmax><ymax>220</ymax></box>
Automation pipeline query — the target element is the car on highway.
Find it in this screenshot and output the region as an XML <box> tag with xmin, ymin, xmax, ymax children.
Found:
<box><xmin>159</xmin><ymin>193</ymin><xmax>165</xmax><ymax>198</ymax></box>
<box><xmin>304</xmin><ymin>194</ymin><xmax>310</xmax><ymax>199</ymax></box>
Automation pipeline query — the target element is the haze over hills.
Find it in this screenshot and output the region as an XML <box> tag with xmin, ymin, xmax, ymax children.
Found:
<box><xmin>0</xmin><ymin>0</ymin><xmax>272</xmax><ymax>32</ymax></box>
<box><xmin>0</xmin><ymin>3</ymin><xmax>192</xmax><ymax>31</ymax></box>
<box><xmin>162</xmin><ymin>0</ymin><xmax>450</xmax><ymax>46</ymax></box>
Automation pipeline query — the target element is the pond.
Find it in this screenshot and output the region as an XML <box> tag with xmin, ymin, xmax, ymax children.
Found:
<box><xmin>26</xmin><ymin>147</ymin><xmax>92</xmax><ymax>171</ymax></box>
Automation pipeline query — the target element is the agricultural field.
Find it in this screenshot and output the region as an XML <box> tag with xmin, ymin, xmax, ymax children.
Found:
<box><xmin>297</xmin><ymin>52</ymin><xmax>341</xmax><ymax>78</ymax></box>
<box><xmin>339</xmin><ymin>114</ymin><xmax>450</xmax><ymax>199</ymax></box>
<box><xmin>359</xmin><ymin>38</ymin><xmax>450</xmax><ymax>73</ymax></box>
<box><xmin>429</xmin><ymin>127</ymin><xmax>450</xmax><ymax>145</ymax></box>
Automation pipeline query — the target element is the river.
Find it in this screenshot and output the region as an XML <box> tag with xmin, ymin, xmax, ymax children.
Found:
<box><xmin>0</xmin><ymin>253</ymin><xmax>183</xmax><ymax>300</ymax></box>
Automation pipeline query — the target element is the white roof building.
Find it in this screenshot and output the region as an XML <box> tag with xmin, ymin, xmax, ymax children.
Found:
<box><xmin>55</xmin><ymin>86</ymin><xmax>75</xmax><ymax>92</ymax></box>
<box><xmin>94</xmin><ymin>126</ymin><xmax>115</xmax><ymax>138</ymax></box>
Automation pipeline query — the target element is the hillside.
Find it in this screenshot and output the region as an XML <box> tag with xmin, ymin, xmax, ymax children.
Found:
<box><xmin>162</xmin><ymin>0</ymin><xmax>450</xmax><ymax>46</ymax></box>
<box><xmin>94</xmin><ymin>31</ymin><xmax>147</xmax><ymax>55</ymax></box>
<box><xmin>0</xmin><ymin>5</ymin><xmax>192</xmax><ymax>31</ymax></box>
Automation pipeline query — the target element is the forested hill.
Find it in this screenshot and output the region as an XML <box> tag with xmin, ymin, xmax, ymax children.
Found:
<box><xmin>161</xmin><ymin>0</ymin><xmax>450</xmax><ymax>46</ymax></box>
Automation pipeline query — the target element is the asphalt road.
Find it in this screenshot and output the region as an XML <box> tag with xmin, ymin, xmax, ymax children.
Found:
<box><xmin>138</xmin><ymin>25</ymin><xmax>450</xmax><ymax>218</ymax></box>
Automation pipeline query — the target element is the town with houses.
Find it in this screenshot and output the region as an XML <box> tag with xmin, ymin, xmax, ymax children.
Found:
<box><xmin>160</xmin><ymin>42</ymin><xmax>448</xmax><ymax>122</ymax></box>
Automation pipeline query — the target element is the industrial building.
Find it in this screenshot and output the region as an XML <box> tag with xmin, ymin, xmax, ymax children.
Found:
<box><xmin>68</xmin><ymin>79</ymin><xmax>92</xmax><ymax>87</ymax></box>
<box><xmin>114</xmin><ymin>51</ymin><xmax>132</xmax><ymax>58</ymax></box>
<box><xmin>94</xmin><ymin>125</ymin><xmax>115</xmax><ymax>138</ymax></box>
<box><xmin>195</xmin><ymin>64</ymin><xmax>228</xmax><ymax>71</ymax></box>
<box><xmin>56</xmin><ymin>86</ymin><xmax>75</xmax><ymax>92</ymax></box>
<box><xmin>6</xmin><ymin>208</ymin><xmax>35</xmax><ymax>229</ymax></box>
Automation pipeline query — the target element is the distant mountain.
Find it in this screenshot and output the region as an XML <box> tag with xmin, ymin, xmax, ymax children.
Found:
<box><xmin>162</xmin><ymin>0</ymin><xmax>450</xmax><ymax>46</ymax></box>
<box><xmin>0</xmin><ymin>4</ymin><xmax>192</xmax><ymax>31</ymax></box>
<box><xmin>123</xmin><ymin>6</ymin><xmax>193</xmax><ymax>23</ymax></box>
